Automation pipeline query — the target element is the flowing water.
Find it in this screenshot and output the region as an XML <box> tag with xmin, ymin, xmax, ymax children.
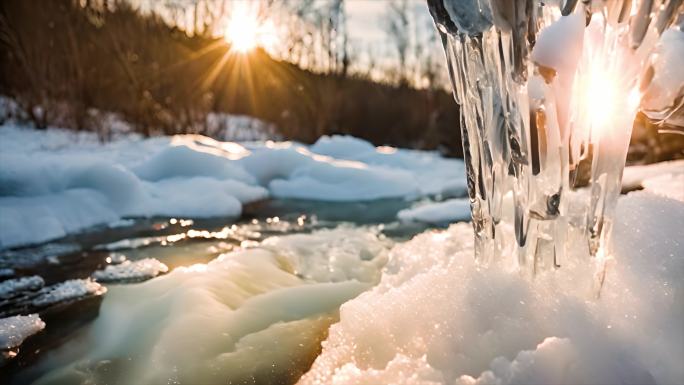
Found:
<box><xmin>0</xmin><ymin>197</ymin><xmax>456</xmax><ymax>384</ymax></box>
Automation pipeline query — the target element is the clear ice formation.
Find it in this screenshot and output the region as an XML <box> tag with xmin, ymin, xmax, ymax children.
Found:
<box><xmin>428</xmin><ymin>0</ymin><xmax>683</xmax><ymax>276</ymax></box>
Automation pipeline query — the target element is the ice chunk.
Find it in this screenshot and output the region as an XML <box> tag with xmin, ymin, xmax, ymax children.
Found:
<box><xmin>397</xmin><ymin>199</ymin><xmax>471</xmax><ymax>224</ymax></box>
<box><xmin>0</xmin><ymin>314</ymin><xmax>45</xmax><ymax>350</ymax></box>
<box><xmin>92</xmin><ymin>258</ymin><xmax>169</xmax><ymax>283</ymax></box>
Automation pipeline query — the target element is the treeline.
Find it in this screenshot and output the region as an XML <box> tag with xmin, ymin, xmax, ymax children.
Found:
<box><xmin>0</xmin><ymin>0</ymin><xmax>463</xmax><ymax>156</ymax></box>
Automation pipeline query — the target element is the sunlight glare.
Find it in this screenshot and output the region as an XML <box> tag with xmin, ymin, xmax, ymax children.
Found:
<box><xmin>224</xmin><ymin>3</ymin><xmax>278</xmax><ymax>53</ymax></box>
<box><xmin>587</xmin><ymin>69</ymin><xmax>617</xmax><ymax>130</ymax></box>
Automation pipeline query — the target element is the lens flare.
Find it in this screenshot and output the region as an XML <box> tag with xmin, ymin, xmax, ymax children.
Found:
<box><xmin>224</xmin><ymin>3</ymin><xmax>278</xmax><ymax>54</ymax></box>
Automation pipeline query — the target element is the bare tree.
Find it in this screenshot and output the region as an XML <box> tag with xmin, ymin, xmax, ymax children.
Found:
<box><xmin>385</xmin><ymin>0</ymin><xmax>411</xmax><ymax>85</ymax></box>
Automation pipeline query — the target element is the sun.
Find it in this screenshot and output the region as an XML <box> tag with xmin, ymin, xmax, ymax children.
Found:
<box><xmin>224</xmin><ymin>3</ymin><xmax>277</xmax><ymax>54</ymax></box>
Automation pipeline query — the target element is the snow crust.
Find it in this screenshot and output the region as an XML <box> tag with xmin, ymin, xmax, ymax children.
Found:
<box><xmin>92</xmin><ymin>258</ymin><xmax>169</xmax><ymax>283</ymax></box>
<box><xmin>0</xmin><ymin>125</ymin><xmax>465</xmax><ymax>249</ymax></box>
<box><xmin>397</xmin><ymin>198</ymin><xmax>471</xmax><ymax>224</ymax></box>
<box><xmin>0</xmin><ymin>314</ymin><xmax>45</xmax><ymax>350</ymax></box>
<box><xmin>31</xmin><ymin>227</ymin><xmax>391</xmax><ymax>385</ymax></box>
<box><xmin>300</xmin><ymin>191</ymin><xmax>684</xmax><ymax>385</ymax></box>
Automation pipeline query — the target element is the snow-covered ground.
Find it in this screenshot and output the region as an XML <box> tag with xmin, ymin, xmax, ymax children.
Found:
<box><xmin>301</xmin><ymin>191</ymin><xmax>684</xmax><ymax>385</ymax></box>
<box><xmin>0</xmin><ymin>125</ymin><xmax>465</xmax><ymax>249</ymax></box>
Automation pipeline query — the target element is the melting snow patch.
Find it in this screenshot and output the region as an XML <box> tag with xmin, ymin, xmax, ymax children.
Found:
<box><xmin>92</xmin><ymin>258</ymin><xmax>169</xmax><ymax>283</ymax></box>
<box><xmin>0</xmin><ymin>314</ymin><xmax>45</xmax><ymax>350</ymax></box>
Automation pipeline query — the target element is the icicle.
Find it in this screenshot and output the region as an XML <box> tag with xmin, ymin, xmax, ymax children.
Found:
<box><xmin>428</xmin><ymin>0</ymin><xmax>683</xmax><ymax>279</ymax></box>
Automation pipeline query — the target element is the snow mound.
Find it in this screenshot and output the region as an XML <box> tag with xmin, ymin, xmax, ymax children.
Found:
<box><xmin>309</xmin><ymin>135</ymin><xmax>467</xmax><ymax>197</ymax></box>
<box><xmin>32</xmin><ymin>279</ymin><xmax>105</xmax><ymax>307</ymax></box>
<box><xmin>0</xmin><ymin>314</ymin><xmax>45</xmax><ymax>350</ymax></box>
<box><xmin>300</xmin><ymin>192</ymin><xmax>684</xmax><ymax>385</ymax></box>
<box><xmin>31</xmin><ymin>227</ymin><xmax>391</xmax><ymax>385</ymax></box>
<box><xmin>397</xmin><ymin>199</ymin><xmax>471</xmax><ymax>224</ymax></box>
<box><xmin>0</xmin><ymin>125</ymin><xmax>465</xmax><ymax>249</ymax></box>
<box><xmin>92</xmin><ymin>258</ymin><xmax>169</xmax><ymax>283</ymax></box>
<box><xmin>0</xmin><ymin>276</ymin><xmax>45</xmax><ymax>299</ymax></box>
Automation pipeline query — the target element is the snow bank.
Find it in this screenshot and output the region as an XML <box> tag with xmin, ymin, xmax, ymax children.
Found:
<box><xmin>31</xmin><ymin>227</ymin><xmax>391</xmax><ymax>385</ymax></box>
<box><xmin>300</xmin><ymin>191</ymin><xmax>684</xmax><ymax>385</ymax></box>
<box><xmin>0</xmin><ymin>126</ymin><xmax>465</xmax><ymax>249</ymax></box>
<box><xmin>397</xmin><ymin>198</ymin><xmax>471</xmax><ymax>224</ymax></box>
<box><xmin>92</xmin><ymin>258</ymin><xmax>169</xmax><ymax>283</ymax></box>
<box><xmin>0</xmin><ymin>314</ymin><xmax>45</xmax><ymax>350</ymax></box>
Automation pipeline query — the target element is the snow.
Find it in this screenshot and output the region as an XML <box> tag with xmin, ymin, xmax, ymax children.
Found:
<box><xmin>642</xmin><ymin>173</ymin><xmax>684</xmax><ymax>202</ymax></box>
<box><xmin>300</xmin><ymin>191</ymin><xmax>684</xmax><ymax>385</ymax></box>
<box><xmin>0</xmin><ymin>314</ymin><xmax>45</xmax><ymax>350</ymax></box>
<box><xmin>32</xmin><ymin>227</ymin><xmax>391</xmax><ymax>384</ymax></box>
<box><xmin>92</xmin><ymin>258</ymin><xmax>169</xmax><ymax>283</ymax></box>
<box><xmin>0</xmin><ymin>125</ymin><xmax>465</xmax><ymax>249</ymax></box>
<box><xmin>531</xmin><ymin>12</ymin><xmax>585</xmax><ymax>76</ymax></box>
<box><xmin>397</xmin><ymin>198</ymin><xmax>471</xmax><ymax>224</ymax></box>
<box><xmin>0</xmin><ymin>276</ymin><xmax>44</xmax><ymax>299</ymax></box>
<box><xmin>622</xmin><ymin>160</ymin><xmax>684</xmax><ymax>201</ymax></box>
<box><xmin>31</xmin><ymin>279</ymin><xmax>105</xmax><ymax>307</ymax></box>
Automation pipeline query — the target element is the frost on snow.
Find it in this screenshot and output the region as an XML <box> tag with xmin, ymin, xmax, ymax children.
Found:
<box><xmin>0</xmin><ymin>314</ymin><xmax>45</xmax><ymax>350</ymax></box>
<box><xmin>92</xmin><ymin>258</ymin><xmax>169</xmax><ymax>283</ymax></box>
<box><xmin>0</xmin><ymin>125</ymin><xmax>465</xmax><ymax>249</ymax></box>
<box><xmin>299</xmin><ymin>191</ymin><xmax>684</xmax><ymax>385</ymax></box>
